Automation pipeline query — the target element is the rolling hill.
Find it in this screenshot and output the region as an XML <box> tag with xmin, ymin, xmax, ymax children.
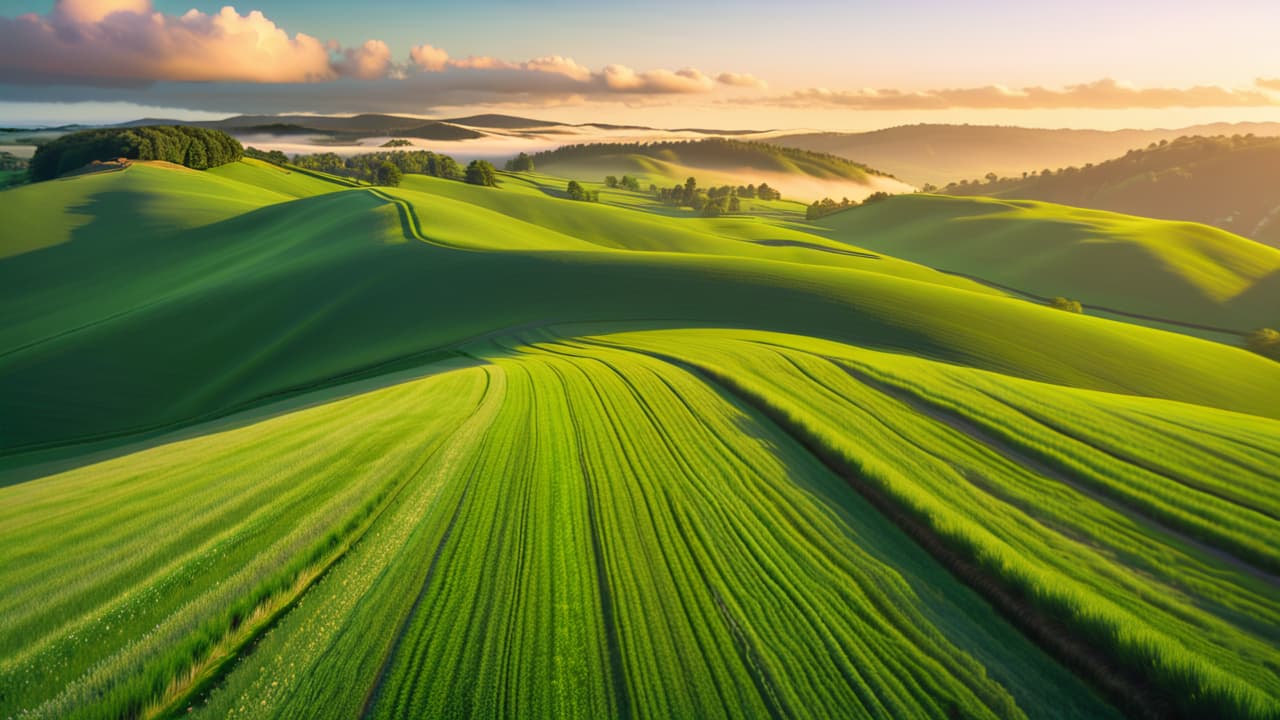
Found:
<box><xmin>1</xmin><ymin>159</ymin><xmax>1278</xmax><ymax>720</ymax></box>
<box><xmin>769</xmin><ymin>122</ymin><xmax>1280</xmax><ymax>187</ymax></box>
<box><xmin>811</xmin><ymin>193</ymin><xmax>1280</xmax><ymax>334</ymax></box>
<box><xmin>525</xmin><ymin>139</ymin><xmax>915</xmax><ymax>201</ymax></box>
<box><xmin>942</xmin><ymin>135</ymin><xmax>1280</xmax><ymax>247</ymax></box>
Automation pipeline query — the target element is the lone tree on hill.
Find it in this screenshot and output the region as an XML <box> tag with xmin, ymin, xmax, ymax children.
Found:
<box><xmin>465</xmin><ymin>160</ymin><xmax>498</xmax><ymax>187</ymax></box>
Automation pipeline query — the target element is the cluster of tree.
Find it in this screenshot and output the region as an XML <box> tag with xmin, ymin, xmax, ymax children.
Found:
<box><xmin>804</xmin><ymin>190</ymin><xmax>895</xmax><ymax>220</ymax></box>
<box><xmin>604</xmin><ymin>175</ymin><xmax>642</xmax><ymax>191</ymax></box>
<box><xmin>465</xmin><ymin>160</ymin><xmax>499</xmax><ymax>187</ymax></box>
<box><xmin>1049</xmin><ymin>297</ymin><xmax>1084</xmax><ymax>314</ymax></box>
<box><xmin>289</xmin><ymin>150</ymin><xmax>464</xmax><ymax>183</ymax></box>
<box><xmin>244</xmin><ymin>147</ymin><xmax>289</xmax><ymax>165</ymax></box>
<box><xmin>505</xmin><ymin>152</ymin><xmax>535</xmax><ymax>172</ymax></box>
<box><xmin>381</xmin><ymin>139</ymin><xmax>413</xmax><ymax>148</ymax></box>
<box><xmin>654</xmin><ymin>177</ymin><xmax>776</xmax><ymax>214</ymax></box>
<box><xmin>29</xmin><ymin>126</ymin><xmax>243</xmax><ymax>181</ymax></box>
<box><xmin>566</xmin><ymin>180</ymin><xmax>599</xmax><ymax>202</ymax></box>
<box><xmin>805</xmin><ymin>197</ymin><xmax>857</xmax><ymax>220</ymax></box>
<box><xmin>520</xmin><ymin>138</ymin><xmax>887</xmax><ymax>181</ymax></box>
<box><xmin>1245</xmin><ymin>328</ymin><xmax>1280</xmax><ymax>362</ymax></box>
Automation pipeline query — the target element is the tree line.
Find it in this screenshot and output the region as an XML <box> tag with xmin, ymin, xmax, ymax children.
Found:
<box><xmin>517</xmin><ymin>138</ymin><xmax>889</xmax><ymax>181</ymax></box>
<box><xmin>650</xmin><ymin>177</ymin><xmax>782</xmax><ymax>216</ymax></box>
<box><xmin>249</xmin><ymin>148</ymin><xmax>500</xmax><ymax>188</ymax></box>
<box><xmin>804</xmin><ymin>191</ymin><xmax>892</xmax><ymax>220</ymax></box>
<box><xmin>29</xmin><ymin>126</ymin><xmax>244</xmax><ymax>181</ymax></box>
<box><xmin>942</xmin><ymin>133</ymin><xmax>1275</xmax><ymax>195</ymax></box>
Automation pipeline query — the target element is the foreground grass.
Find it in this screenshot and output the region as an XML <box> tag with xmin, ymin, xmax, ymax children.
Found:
<box><xmin>3</xmin><ymin>162</ymin><xmax>1279</xmax><ymax>719</ymax></box>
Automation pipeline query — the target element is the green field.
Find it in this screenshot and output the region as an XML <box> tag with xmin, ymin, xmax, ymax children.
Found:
<box><xmin>2</xmin><ymin>160</ymin><xmax>1278</xmax><ymax>720</ymax></box>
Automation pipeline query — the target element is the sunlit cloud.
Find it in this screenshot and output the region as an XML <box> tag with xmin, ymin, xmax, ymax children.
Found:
<box><xmin>0</xmin><ymin>2</ymin><xmax>753</xmax><ymax>100</ymax></box>
<box><xmin>334</xmin><ymin>40</ymin><xmax>393</xmax><ymax>81</ymax></box>
<box><xmin>740</xmin><ymin>78</ymin><xmax>1280</xmax><ymax>110</ymax></box>
<box><xmin>0</xmin><ymin>0</ymin><xmax>354</xmax><ymax>84</ymax></box>
<box><xmin>1258</xmin><ymin>77</ymin><xmax>1280</xmax><ymax>92</ymax></box>
<box><xmin>717</xmin><ymin>72</ymin><xmax>767</xmax><ymax>89</ymax></box>
<box><xmin>406</xmin><ymin>43</ymin><xmax>717</xmax><ymax>95</ymax></box>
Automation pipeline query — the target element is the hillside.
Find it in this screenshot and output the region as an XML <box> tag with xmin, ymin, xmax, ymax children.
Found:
<box><xmin>812</xmin><ymin>194</ymin><xmax>1280</xmax><ymax>334</ymax></box>
<box><xmin>526</xmin><ymin>138</ymin><xmax>914</xmax><ymax>201</ymax></box>
<box><xmin>943</xmin><ymin>135</ymin><xmax>1280</xmax><ymax>247</ymax></box>
<box><xmin>769</xmin><ymin>122</ymin><xmax>1280</xmax><ymax>187</ymax></box>
<box><xmin>1</xmin><ymin>160</ymin><xmax>1278</xmax><ymax>720</ymax></box>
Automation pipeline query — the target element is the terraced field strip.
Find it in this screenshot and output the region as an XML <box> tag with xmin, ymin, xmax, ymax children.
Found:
<box><xmin>590</xmin><ymin>328</ymin><xmax>1280</xmax><ymax>719</ymax></box>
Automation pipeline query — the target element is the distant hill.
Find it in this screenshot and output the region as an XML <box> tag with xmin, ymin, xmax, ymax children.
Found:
<box><xmin>526</xmin><ymin>138</ymin><xmax>913</xmax><ymax>201</ymax></box>
<box><xmin>527</xmin><ymin>137</ymin><xmax>890</xmax><ymax>181</ymax></box>
<box><xmin>443</xmin><ymin>114</ymin><xmax>564</xmax><ymax>129</ymax></box>
<box><xmin>942</xmin><ymin>135</ymin><xmax>1280</xmax><ymax>247</ymax></box>
<box><xmin>770</xmin><ymin>122</ymin><xmax>1280</xmax><ymax>187</ymax></box>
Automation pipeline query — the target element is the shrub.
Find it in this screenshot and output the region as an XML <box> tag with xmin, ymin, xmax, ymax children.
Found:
<box><xmin>1049</xmin><ymin>297</ymin><xmax>1084</xmax><ymax>313</ymax></box>
<box><xmin>1245</xmin><ymin>328</ymin><xmax>1280</xmax><ymax>361</ymax></box>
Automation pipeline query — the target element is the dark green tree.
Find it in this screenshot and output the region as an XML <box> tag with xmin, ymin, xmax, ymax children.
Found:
<box><xmin>506</xmin><ymin>152</ymin><xmax>535</xmax><ymax>172</ymax></box>
<box><xmin>465</xmin><ymin>160</ymin><xmax>498</xmax><ymax>186</ymax></box>
<box><xmin>376</xmin><ymin>161</ymin><xmax>403</xmax><ymax>187</ymax></box>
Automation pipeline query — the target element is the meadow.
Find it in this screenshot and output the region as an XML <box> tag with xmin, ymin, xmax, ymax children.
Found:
<box><xmin>1</xmin><ymin>156</ymin><xmax>1277</xmax><ymax>719</ymax></box>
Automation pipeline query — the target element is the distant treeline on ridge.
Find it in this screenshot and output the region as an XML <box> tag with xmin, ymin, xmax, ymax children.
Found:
<box><xmin>522</xmin><ymin>138</ymin><xmax>891</xmax><ymax>180</ymax></box>
<box><xmin>29</xmin><ymin>126</ymin><xmax>244</xmax><ymax>181</ymax></box>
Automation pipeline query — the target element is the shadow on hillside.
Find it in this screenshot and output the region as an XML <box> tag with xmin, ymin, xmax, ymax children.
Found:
<box><xmin>0</xmin><ymin>189</ymin><xmax>175</xmax><ymax>298</ymax></box>
<box><xmin>0</xmin><ymin>354</ymin><xmax>488</xmax><ymax>487</ymax></box>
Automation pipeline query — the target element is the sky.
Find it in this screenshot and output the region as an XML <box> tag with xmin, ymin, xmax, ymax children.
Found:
<box><xmin>1</xmin><ymin>0</ymin><xmax>1279</xmax><ymax>129</ymax></box>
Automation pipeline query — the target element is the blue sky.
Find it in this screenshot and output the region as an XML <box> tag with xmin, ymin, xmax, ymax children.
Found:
<box><xmin>1</xmin><ymin>0</ymin><xmax>1279</xmax><ymax>128</ymax></box>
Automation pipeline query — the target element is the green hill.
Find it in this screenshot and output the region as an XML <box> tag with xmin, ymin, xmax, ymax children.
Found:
<box><xmin>2</xmin><ymin>160</ymin><xmax>1278</xmax><ymax>720</ymax></box>
<box><xmin>523</xmin><ymin>139</ymin><xmax>914</xmax><ymax>201</ymax></box>
<box><xmin>813</xmin><ymin>193</ymin><xmax>1280</xmax><ymax>334</ymax></box>
<box><xmin>943</xmin><ymin>135</ymin><xmax>1280</xmax><ymax>247</ymax></box>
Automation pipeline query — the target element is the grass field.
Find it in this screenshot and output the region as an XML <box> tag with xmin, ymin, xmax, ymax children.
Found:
<box><xmin>2</xmin><ymin>160</ymin><xmax>1278</xmax><ymax>720</ymax></box>
<box><xmin>814</xmin><ymin>194</ymin><xmax>1280</xmax><ymax>333</ymax></box>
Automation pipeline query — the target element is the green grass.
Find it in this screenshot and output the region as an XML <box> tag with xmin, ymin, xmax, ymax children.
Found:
<box><xmin>3</xmin><ymin>161</ymin><xmax>1279</xmax><ymax>720</ymax></box>
<box><xmin>814</xmin><ymin>194</ymin><xmax>1280</xmax><ymax>332</ymax></box>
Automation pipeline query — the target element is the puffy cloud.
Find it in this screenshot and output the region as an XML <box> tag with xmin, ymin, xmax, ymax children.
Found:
<box><xmin>0</xmin><ymin>1</ymin><xmax>379</xmax><ymax>84</ymax></box>
<box><xmin>0</xmin><ymin>4</ymin><xmax>759</xmax><ymax>100</ymax></box>
<box><xmin>335</xmin><ymin>39</ymin><xmax>392</xmax><ymax>80</ymax></box>
<box><xmin>409</xmin><ymin>43</ymin><xmax>449</xmax><ymax>72</ymax></box>
<box><xmin>600</xmin><ymin>66</ymin><xmax>713</xmax><ymax>93</ymax></box>
<box><xmin>1258</xmin><ymin>77</ymin><xmax>1280</xmax><ymax>91</ymax></box>
<box><xmin>743</xmin><ymin>78</ymin><xmax>1279</xmax><ymax>110</ymax></box>
<box><xmin>716</xmin><ymin>72</ymin><xmax>767</xmax><ymax>89</ymax></box>
<box><xmin>407</xmin><ymin>44</ymin><xmax>721</xmax><ymax>95</ymax></box>
<box><xmin>521</xmin><ymin>56</ymin><xmax>593</xmax><ymax>83</ymax></box>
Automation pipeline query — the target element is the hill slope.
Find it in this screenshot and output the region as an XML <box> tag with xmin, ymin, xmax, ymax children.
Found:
<box><xmin>943</xmin><ymin>135</ymin><xmax>1280</xmax><ymax>247</ymax></box>
<box><xmin>814</xmin><ymin>194</ymin><xmax>1280</xmax><ymax>333</ymax></box>
<box><xmin>2</xmin><ymin>160</ymin><xmax>1278</xmax><ymax>720</ymax></box>
<box><xmin>770</xmin><ymin>122</ymin><xmax>1280</xmax><ymax>187</ymax></box>
<box><xmin>526</xmin><ymin>138</ymin><xmax>915</xmax><ymax>201</ymax></box>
